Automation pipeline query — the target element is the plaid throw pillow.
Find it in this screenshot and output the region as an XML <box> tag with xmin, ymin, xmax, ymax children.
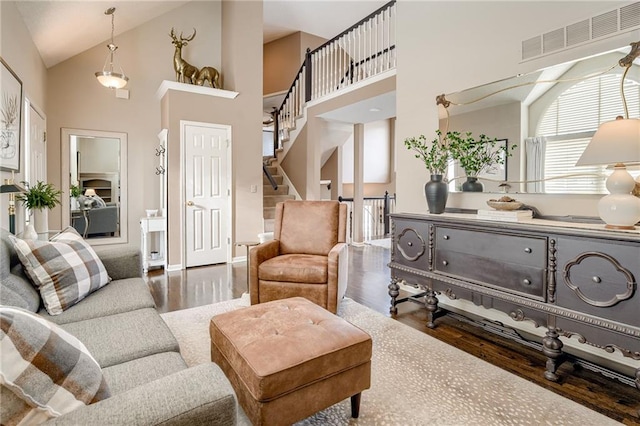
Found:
<box><xmin>0</xmin><ymin>306</ymin><xmax>110</xmax><ymax>424</ymax></box>
<box><xmin>9</xmin><ymin>227</ymin><xmax>111</xmax><ymax>316</ymax></box>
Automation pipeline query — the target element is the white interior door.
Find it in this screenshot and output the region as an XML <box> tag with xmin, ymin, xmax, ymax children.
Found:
<box><xmin>184</xmin><ymin>123</ymin><xmax>230</xmax><ymax>267</ymax></box>
<box><xmin>28</xmin><ymin>105</ymin><xmax>46</xmax><ymax>184</ymax></box>
<box><xmin>27</xmin><ymin>103</ymin><xmax>47</xmax><ymax>227</ymax></box>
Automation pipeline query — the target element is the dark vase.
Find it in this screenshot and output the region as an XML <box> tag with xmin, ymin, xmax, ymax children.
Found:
<box><xmin>424</xmin><ymin>174</ymin><xmax>448</xmax><ymax>214</ymax></box>
<box><xmin>462</xmin><ymin>177</ymin><xmax>484</xmax><ymax>192</ymax></box>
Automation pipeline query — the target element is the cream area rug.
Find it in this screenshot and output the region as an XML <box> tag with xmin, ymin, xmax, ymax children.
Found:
<box><xmin>160</xmin><ymin>297</ymin><xmax>620</xmax><ymax>425</ymax></box>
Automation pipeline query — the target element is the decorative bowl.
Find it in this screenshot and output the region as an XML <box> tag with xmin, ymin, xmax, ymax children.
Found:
<box><xmin>486</xmin><ymin>200</ymin><xmax>524</xmax><ymax>211</ymax></box>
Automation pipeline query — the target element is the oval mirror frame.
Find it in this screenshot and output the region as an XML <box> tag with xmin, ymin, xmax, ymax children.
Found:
<box><xmin>61</xmin><ymin>128</ymin><xmax>128</xmax><ymax>245</ymax></box>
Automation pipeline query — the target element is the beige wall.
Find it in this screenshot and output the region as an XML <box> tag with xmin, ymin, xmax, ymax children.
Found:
<box><xmin>342</xmin><ymin>183</ymin><xmax>395</xmax><ymax>198</ymax></box>
<box><xmin>158</xmin><ymin>0</ymin><xmax>263</xmax><ymax>266</ymax></box>
<box><xmin>321</xmin><ymin>147</ymin><xmax>340</xmax><ymax>200</ymax></box>
<box><xmin>46</xmin><ymin>1</ymin><xmax>222</xmax><ymax>248</ymax></box>
<box><xmin>264</xmin><ymin>33</ymin><xmax>301</xmax><ymax>95</ymax></box>
<box><xmin>281</xmin><ymin>125</ymin><xmax>308</xmax><ymax>199</ymax></box>
<box><xmin>0</xmin><ymin>1</ymin><xmax>48</xmax><ymax>233</ymax></box>
<box><xmin>304</xmin><ymin>74</ymin><xmax>395</xmax><ymax>200</ymax></box>
<box><xmin>263</xmin><ymin>31</ymin><xmax>326</xmax><ymax>95</ymax></box>
<box><xmin>395</xmin><ymin>1</ymin><xmax>637</xmax><ymax>217</ymax></box>
<box><xmin>442</xmin><ymin>102</ymin><xmax>521</xmax><ymax>193</ymax></box>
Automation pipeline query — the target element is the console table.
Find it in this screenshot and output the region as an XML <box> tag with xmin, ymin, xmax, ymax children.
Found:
<box><xmin>140</xmin><ymin>216</ymin><xmax>166</xmax><ymax>274</ymax></box>
<box><xmin>388</xmin><ymin>212</ymin><xmax>639</xmax><ymax>390</ymax></box>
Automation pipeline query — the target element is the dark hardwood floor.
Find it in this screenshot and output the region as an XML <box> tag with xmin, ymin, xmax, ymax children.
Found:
<box><xmin>147</xmin><ymin>244</ymin><xmax>640</xmax><ymax>425</ymax></box>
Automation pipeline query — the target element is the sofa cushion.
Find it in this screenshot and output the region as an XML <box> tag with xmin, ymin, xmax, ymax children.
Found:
<box><xmin>258</xmin><ymin>254</ymin><xmax>328</xmax><ymax>284</ymax></box>
<box><xmin>0</xmin><ymin>306</ymin><xmax>110</xmax><ymax>425</ymax></box>
<box><xmin>0</xmin><ymin>228</ymin><xmax>40</xmax><ymax>312</ymax></box>
<box><xmin>1</xmin><ymin>267</ymin><xmax>41</xmax><ymax>312</ymax></box>
<box><xmin>102</xmin><ymin>352</ymin><xmax>187</xmax><ymax>395</ymax></box>
<box><xmin>38</xmin><ymin>278</ymin><xmax>156</xmax><ymax>325</ymax></box>
<box><xmin>9</xmin><ymin>227</ymin><xmax>111</xmax><ymax>316</ymax></box>
<box><xmin>60</xmin><ymin>308</ymin><xmax>180</xmax><ymax>368</ymax></box>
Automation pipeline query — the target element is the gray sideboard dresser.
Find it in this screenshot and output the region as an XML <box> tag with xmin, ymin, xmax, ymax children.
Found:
<box><xmin>388</xmin><ymin>212</ymin><xmax>639</xmax><ymax>391</ymax></box>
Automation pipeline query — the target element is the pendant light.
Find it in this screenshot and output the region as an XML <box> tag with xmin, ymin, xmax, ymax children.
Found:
<box><xmin>95</xmin><ymin>7</ymin><xmax>129</xmax><ymax>89</ymax></box>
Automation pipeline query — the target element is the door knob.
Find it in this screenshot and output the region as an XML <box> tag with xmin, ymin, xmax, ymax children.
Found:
<box><xmin>186</xmin><ymin>200</ymin><xmax>194</xmax><ymax>206</ymax></box>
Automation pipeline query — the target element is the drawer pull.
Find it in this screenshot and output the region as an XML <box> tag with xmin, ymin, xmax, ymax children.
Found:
<box><xmin>524</xmin><ymin>247</ymin><xmax>532</xmax><ymax>253</ymax></box>
<box><xmin>442</xmin><ymin>260</ymin><xmax>449</xmax><ymax>266</ymax></box>
<box><xmin>443</xmin><ymin>235</ymin><xmax>450</xmax><ymax>240</ymax></box>
<box><xmin>407</xmin><ymin>242</ymin><xmax>413</xmax><ymax>247</ymax></box>
<box><xmin>592</xmin><ymin>276</ymin><xmax>602</xmax><ymax>284</ymax></box>
<box><xmin>523</xmin><ymin>279</ymin><xmax>531</xmax><ymax>285</ymax></box>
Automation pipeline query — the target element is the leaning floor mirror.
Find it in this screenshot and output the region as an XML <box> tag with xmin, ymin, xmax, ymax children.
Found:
<box><xmin>61</xmin><ymin>128</ymin><xmax>128</xmax><ymax>245</ymax></box>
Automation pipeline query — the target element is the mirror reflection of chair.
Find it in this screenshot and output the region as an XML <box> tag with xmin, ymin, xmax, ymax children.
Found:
<box><xmin>249</xmin><ymin>200</ymin><xmax>348</xmax><ymax>313</ymax></box>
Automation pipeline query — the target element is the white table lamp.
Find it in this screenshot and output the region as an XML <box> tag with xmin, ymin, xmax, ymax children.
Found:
<box><xmin>576</xmin><ymin>117</ymin><xmax>640</xmax><ymax>229</ymax></box>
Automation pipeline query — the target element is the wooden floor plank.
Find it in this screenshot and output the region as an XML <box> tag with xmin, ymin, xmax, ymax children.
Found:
<box><xmin>148</xmin><ymin>244</ymin><xmax>640</xmax><ymax>424</ymax></box>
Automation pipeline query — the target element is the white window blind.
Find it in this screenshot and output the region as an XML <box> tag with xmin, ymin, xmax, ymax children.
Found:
<box><xmin>544</xmin><ymin>136</ymin><xmax>607</xmax><ymax>194</ymax></box>
<box><xmin>536</xmin><ymin>73</ymin><xmax>639</xmax><ymax>193</ymax></box>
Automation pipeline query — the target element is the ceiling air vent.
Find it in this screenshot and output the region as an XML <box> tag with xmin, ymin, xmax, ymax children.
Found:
<box><xmin>592</xmin><ymin>10</ymin><xmax>618</xmax><ymax>39</ymax></box>
<box><xmin>566</xmin><ymin>19</ymin><xmax>590</xmax><ymax>46</ymax></box>
<box><xmin>521</xmin><ymin>2</ymin><xmax>640</xmax><ymax>61</ymax></box>
<box><xmin>620</xmin><ymin>2</ymin><xmax>640</xmax><ymax>30</ymax></box>
<box><xmin>522</xmin><ymin>36</ymin><xmax>542</xmax><ymax>60</ymax></box>
<box><xmin>543</xmin><ymin>28</ymin><xmax>565</xmax><ymax>54</ymax></box>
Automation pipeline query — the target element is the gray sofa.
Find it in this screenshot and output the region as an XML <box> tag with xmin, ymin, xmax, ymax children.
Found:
<box><xmin>72</xmin><ymin>204</ymin><xmax>119</xmax><ymax>237</ymax></box>
<box><xmin>0</xmin><ymin>229</ymin><xmax>237</xmax><ymax>425</ymax></box>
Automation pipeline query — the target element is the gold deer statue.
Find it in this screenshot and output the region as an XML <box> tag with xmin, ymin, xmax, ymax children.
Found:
<box><xmin>169</xmin><ymin>27</ymin><xmax>222</xmax><ymax>88</ymax></box>
<box><xmin>169</xmin><ymin>28</ymin><xmax>199</xmax><ymax>84</ymax></box>
<box><xmin>196</xmin><ymin>67</ymin><xmax>220</xmax><ymax>88</ymax></box>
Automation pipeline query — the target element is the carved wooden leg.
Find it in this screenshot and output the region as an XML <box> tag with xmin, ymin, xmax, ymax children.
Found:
<box><xmin>635</xmin><ymin>368</ymin><xmax>639</xmax><ymax>391</ymax></box>
<box><xmin>542</xmin><ymin>328</ymin><xmax>564</xmax><ymax>382</ymax></box>
<box><xmin>425</xmin><ymin>289</ymin><xmax>438</xmax><ymax>329</ymax></box>
<box><xmin>350</xmin><ymin>393</ymin><xmax>361</xmax><ymax>418</ymax></box>
<box><xmin>388</xmin><ymin>277</ymin><xmax>400</xmax><ymax>315</ymax></box>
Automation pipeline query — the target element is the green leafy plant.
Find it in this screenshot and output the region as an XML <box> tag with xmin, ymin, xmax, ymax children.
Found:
<box><xmin>70</xmin><ymin>184</ymin><xmax>81</xmax><ymax>198</ymax></box>
<box><xmin>17</xmin><ymin>181</ymin><xmax>62</xmax><ymax>211</ymax></box>
<box><xmin>446</xmin><ymin>131</ymin><xmax>515</xmax><ymax>177</ymax></box>
<box><xmin>404</xmin><ymin>130</ymin><xmax>451</xmax><ymax>175</ymax></box>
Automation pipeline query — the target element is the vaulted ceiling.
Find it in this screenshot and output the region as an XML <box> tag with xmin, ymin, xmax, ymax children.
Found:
<box><xmin>15</xmin><ymin>0</ymin><xmax>389</xmax><ymax>68</ymax></box>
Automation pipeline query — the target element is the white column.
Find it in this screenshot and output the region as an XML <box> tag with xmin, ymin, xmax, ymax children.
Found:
<box><xmin>353</xmin><ymin>123</ymin><xmax>364</xmax><ymax>244</ymax></box>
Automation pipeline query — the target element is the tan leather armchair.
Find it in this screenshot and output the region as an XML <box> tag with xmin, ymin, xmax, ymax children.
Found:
<box><xmin>250</xmin><ymin>200</ymin><xmax>348</xmax><ymax>313</ymax></box>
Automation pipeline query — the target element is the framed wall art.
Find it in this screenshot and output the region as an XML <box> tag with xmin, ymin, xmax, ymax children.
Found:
<box><xmin>477</xmin><ymin>138</ymin><xmax>508</xmax><ymax>181</ymax></box>
<box><xmin>1</xmin><ymin>57</ymin><xmax>22</xmax><ymax>172</ymax></box>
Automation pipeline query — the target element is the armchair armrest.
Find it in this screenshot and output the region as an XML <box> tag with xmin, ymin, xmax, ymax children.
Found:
<box><xmin>93</xmin><ymin>246</ymin><xmax>142</xmax><ymax>280</ymax></box>
<box><xmin>47</xmin><ymin>364</ymin><xmax>237</xmax><ymax>425</ymax></box>
<box><xmin>327</xmin><ymin>242</ymin><xmax>348</xmax><ymax>313</ymax></box>
<box><xmin>249</xmin><ymin>239</ymin><xmax>280</xmax><ymax>305</ymax></box>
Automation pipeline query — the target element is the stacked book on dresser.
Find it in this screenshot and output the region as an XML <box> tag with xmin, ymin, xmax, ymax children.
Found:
<box><xmin>476</xmin><ymin>209</ymin><xmax>533</xmax><ymax>222</ymax></box>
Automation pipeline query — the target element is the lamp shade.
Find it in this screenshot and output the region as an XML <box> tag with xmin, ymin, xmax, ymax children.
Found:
<box><xmin>576</xmin><ymin>118</ymin><xmax>640</xmax><ymax>167</ymax></box>
<box><xmin>84</xmin><ymin>188</ymin><xmax>97</xmax><ymax>197</ymax></box>
<box><xmin>95</xmin><ymin>71</ymin><xmax>128</xmax><ymax>89</ymax></box>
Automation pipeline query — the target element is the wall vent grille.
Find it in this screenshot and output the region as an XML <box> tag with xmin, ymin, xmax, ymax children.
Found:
<box><xmin>521</xmin><ymin>2</ymin><xmax>640</xmax><ymax>61</ymax></box>
<box><xmin>566</xmin><ymin>20</ymin><xmax>590</xmax><ymax>46</ymax></box>
<box><xmin>522</xmin><ymin>36</ymin><xmax>542</xmax><ymax>60</ymax></box>
<box><xmin>621</xmin><ymin>2</ymin><xmax>640</xmax><ymax>30</ymax></box>
<box><xmin>543</xmin><ymin>28</ymin><xmax>565</xmax><ymax>53</ymax></box>
<box><xmin>592</xmin><ymin>10</ymin><xmax>619</xmax><ymax>38</ymax></box>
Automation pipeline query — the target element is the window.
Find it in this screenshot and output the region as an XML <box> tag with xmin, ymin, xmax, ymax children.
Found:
<box><xmin>536</xmin><ymin>73</ymin><xmax>639</xmax><ymax>193</ymax></box>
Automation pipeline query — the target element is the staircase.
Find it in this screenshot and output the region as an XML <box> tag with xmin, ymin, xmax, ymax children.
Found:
<box><xmin>262</xmin><ymin>158</ymin><xmax>294</xmax><ymax>232</ymax></box>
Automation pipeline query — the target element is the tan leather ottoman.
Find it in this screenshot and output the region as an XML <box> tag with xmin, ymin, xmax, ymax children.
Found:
<box><xmin>210</xmin><ymin>297</ymin><xmax>372</xmax><ymax>426</ymax></box>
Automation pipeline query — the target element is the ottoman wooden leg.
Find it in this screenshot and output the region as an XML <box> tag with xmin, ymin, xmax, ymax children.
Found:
<box><xmin>350</xmin><ymin>393</ymin><xmax>361</xmax><ymax>418</ymax></box>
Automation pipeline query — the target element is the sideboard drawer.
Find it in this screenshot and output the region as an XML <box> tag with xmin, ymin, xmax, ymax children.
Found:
<box><xmin>434</xmin><ymin>249</ymin><xmax>546</xmax><ymax>300</ymax></box>
<box><xmin>393</xmin><ymin>219</ymin><xmax>430</xmax><ymax>268</ymax></box>
<box><xmin>434</xmin><ymin>226</ymin><xmax>546</xmax><ymax>268</ymax></box>
<box><xmin>556</xmin><ymin>237</ymin><xmax>640</xmax><ymax>328</ymax></box>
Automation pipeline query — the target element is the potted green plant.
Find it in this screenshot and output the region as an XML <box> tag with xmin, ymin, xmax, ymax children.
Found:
<box><xmin>446</xmin><ymin>131</ymin><xmax>515</xmax><ymax>192</ymax></box>
<box><xmin>404</xmin><ymin>130</ymin><xmax>451</xmax><ymax>213</ymax></box>
<box><xmin>17</xmin><ymin>181</ymin><xmax>63</xmax><ymax>232</ymax></box>
<box><xmin>70</xmin><ymin>183</ymin><xmax>81</xmax><ymax>210</ymax></box>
